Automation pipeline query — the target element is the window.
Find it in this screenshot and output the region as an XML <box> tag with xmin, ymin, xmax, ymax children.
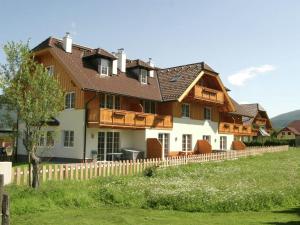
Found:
<box><xmin>46</xmin><ymin>131</ymin><xmax>55</xmax><ymax>147</ymax></box>
<box><xmin>158</xmin><ymin>133</ymin><xmax>170</xmax><ymax>157</ymax></box>
<box><xmin>140</xmin><ymin>69</ymin><xmax>148</xmax><ymax>84</ymax></box>
<box><xmin>144</xmin><ymin>100</ymin><xmax>156</xmax><ymax>114</ymax></box>
<box><xmin>204</xmin><ymin>107</ymin><xmax>212</xmax><ymax>120</ymax></box>
<box><xmin>99</xmin><ymin>94</ymin><xmax>120</xmax><ymax>109</ymax></box>
<box><xmin>182</xmin><ymin>134</ymin><xmax>192</xmax><ymax>152</ymax></box>
<box><xmin>220</xmin><ymin>136</ymin><xmax>227</xmax><ymax>150</ymax></box>
<box><xmin>64</xmin><ymin>130</ymin><xmax>74</xmax><ymax>147</ymax></box>
<box><xmin>203</xmin><ymin>135</ymin><xmax>211</xmax><ymax>144</ymax></box>
<box><xmin>97</xmin><ymin>132</ymin><xmax>120</xmax><ymax>161</ymax></box>
<box><xmin>282</xmin><ymin>131</ymin><xmax>285</xmax><ymax>135</ymax></box>
<box><xmin>181</xmin><ymin>104</ymin><xmax>190</xmax><ymax>118</ymax></box>
<box><xmin>288</xmin><ymin>132</ymin><xmax>291</xmax><ymax>135</ymax></box>
<box><xmin>99</xmin><ymin>58</ymin><xmax>111</xmax><ymax>76</ymax></box>
<box><xmin>65</xmin><ymin>92</ymin><xmax>75</xmax><ymax>109</ymax></box>
<box><xmin>38</xmin><ymin>132</ymin><xmax>46</xmax><ymax>147</ymax></box>
<box><xmin>37</xmin><ymin>131</ymin><xmax>54</xmax><ymax>147</ymax></box>
<box><xmin>46</xmin><ymin>65</ymin><xmax>54</xmax><ymax>76</ymax></box>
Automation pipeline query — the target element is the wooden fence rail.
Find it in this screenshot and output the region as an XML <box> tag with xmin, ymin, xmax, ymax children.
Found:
<box><xmin>11</xmin><ymin>146</ymin><xmax>289</xmax><ymax>185</ymax></box>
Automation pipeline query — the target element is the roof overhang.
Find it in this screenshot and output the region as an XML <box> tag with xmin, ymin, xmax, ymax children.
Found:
<box><xmin>177</xmin><ymin>71</ymin><xmax>236</xmax><ymax>112</ymax></box>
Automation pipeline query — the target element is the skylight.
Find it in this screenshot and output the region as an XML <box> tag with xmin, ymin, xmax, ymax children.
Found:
<box><xmin>170</xmin><ymin>74</ymin><xmax>182</xmax><ymax>82</ymax></box>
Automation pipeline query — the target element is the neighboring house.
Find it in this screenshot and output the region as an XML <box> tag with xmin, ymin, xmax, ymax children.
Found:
<box><xmin>16</xmin><ymin>33</ymin><xmax>269</xmax><ymax>162</ymax></box>
<box><xmin>0</xmin><ymin>101</ymin><xmax>17</xmax><ymax>151</ymax></box>
<box><xmin>219</xmin><ymin>97</ymin><xmax>254</xmax><ymax>142</ymax></box>
<box><xmin>238</xmin><ymin>103</ymin><xmax>273</xmax><ymax>142</ymax></box>
<box><xmin>277</xmin><ymin>120</ymin><xmax>300</xmax><ymax>146</ymax></box>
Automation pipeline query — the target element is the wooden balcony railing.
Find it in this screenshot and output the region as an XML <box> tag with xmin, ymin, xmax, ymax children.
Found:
<box><xmin>193</xmin><ymin>86</ymin><xmax>224</xmax><ymax>104</ymax></box>
<box><xmin>88</xmin><ymin>108</ymin><xmax>173</xmax><ymax>129</ymax></box>
<box><xmin>219</xmin><ymin>122</ymin><xmax>253</xmax><ymax>136</ymax></box>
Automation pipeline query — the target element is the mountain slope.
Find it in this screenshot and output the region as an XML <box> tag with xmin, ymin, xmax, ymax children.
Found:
<box><xmin>271</xmin><ymin>110</ymin><xmax>300</xmax><ymax>129</ymax></box>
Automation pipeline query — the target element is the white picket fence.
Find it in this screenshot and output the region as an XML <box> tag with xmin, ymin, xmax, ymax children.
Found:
<box><xmin>12</xmin><ymin>145</ymin><xmax>289</xmax><ymax>185</ymax></box>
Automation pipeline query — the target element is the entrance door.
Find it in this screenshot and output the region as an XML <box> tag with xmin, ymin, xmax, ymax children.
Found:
<box><xmin>98</xmin><ymin>132</ymin><xmax>120</xmax><ymax>161</ymax></box>
<box><xmin>158</xmin><ymin>133</ymin><xmax>170</xmax><ymax>158</ymax></box>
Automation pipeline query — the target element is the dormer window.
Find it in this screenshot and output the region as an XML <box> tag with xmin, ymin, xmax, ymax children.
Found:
<box><xmin>98</xmin><ymin>58</ymin><xmax>111</xmax><ymax>76</ymax></box>
<box><xmin>140</xmin><ymin>69</ymin><xmax>148</xmax><ymax>84</ymax></box>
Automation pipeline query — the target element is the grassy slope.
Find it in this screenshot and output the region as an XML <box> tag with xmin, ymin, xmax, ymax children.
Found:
<box><xmin>7</xmin><ymin>148</ymin><xmax>300</xmax><ymax>224</ymax></box>
<box><xmin>12</xmin><ymin>207</ymin><xmax>300</xmax><ymax>225</ymax></box>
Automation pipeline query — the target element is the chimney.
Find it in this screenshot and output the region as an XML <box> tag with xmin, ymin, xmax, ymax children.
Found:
<box><xmin>116</xmin><ymin>48</ymin><xmax>126</xmax><ymax>72</ymax></box>
<box><xmin>63</xmin><ymin>32</ymin><xmax>72</xmax><ymax>53</ymax></box>
<box><xmin>148</xmin><ymin>58</ymin><xmax>154</xmax><ymax>77</ymax></box>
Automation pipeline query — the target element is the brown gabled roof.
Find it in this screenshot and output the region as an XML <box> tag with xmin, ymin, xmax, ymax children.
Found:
<box><xmin>240</xmin><ymin>103</ymin><xmax>272</xmax><ymax>128</ymax></box>
<box><xmin>35</xmin><ymin>37</ymin><xmax>162</xmax><ymax>101</ymax></box>
<box><xmin>285</xmin><ymin>120</ymin><xmax>300</xmax><ymax>135</ymax></box>
<box><xmin>240</xmin><ymin>103</ymin><xmax>266</xmax><ymax>118</ymax></box>
<box><xmin>32</xmin><ymin>36</ymin><xmax>235</xmax><ymax>107</ymax></box>
<box><xmin>229</xmin><ymin>98</ymin><xmax>253</xmax><ymax>117</ymax></box>
<box><xmin>126</xmin><ymin>59</ymin><xmax>153</xmax><ymax>70</ymax></box>
<box><xmin>157</xmin><ymin>62</ymin><xmax>212</xmax><ymax>101</ymax></box>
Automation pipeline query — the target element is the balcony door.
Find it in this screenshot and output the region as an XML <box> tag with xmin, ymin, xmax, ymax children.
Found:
<box><xmin>98</xmin><ymin>132</ymin><xmax>120</xmax><ymax>161</ymax></box>
<box><xmin>158</xmin><ymin>133</ymin><xmax>170</xmax><ymax>158</ymax></box>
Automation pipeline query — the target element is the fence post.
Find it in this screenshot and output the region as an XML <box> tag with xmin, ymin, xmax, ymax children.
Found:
<box><xmin>2</xmin><ymin>192</ymin><xmax>9</xmax><ymax>225</ymax></box>
<box><xmin>42</xmin><ymin>165</ymin><xmax>47</xmax><ymax>183</ymax></box>
<box><xmin>48</xmin><ymin>165</ymin><xmax>52</xmax><ymax>181</ymax></box>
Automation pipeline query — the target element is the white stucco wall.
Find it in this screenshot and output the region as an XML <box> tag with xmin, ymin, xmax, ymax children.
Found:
<box><xmin>85</xmin><ymin>128</ymin><xmax>146</xmax><ymax>160</ymax></box>
<box><xmin>18</xmin><ymin>109</ymin><xmax>85</xmax><ymax>160</ymax></box>
<box><xmin>145</xmin><ymin>117</ymin><xmax>234</xmax><ymax>152</ymax></box>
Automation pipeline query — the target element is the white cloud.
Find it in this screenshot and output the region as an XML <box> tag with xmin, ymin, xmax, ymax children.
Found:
<box><xmin>228</xmin><ymin>64</ymin><xmax>275</xmax><ymax>86</ymax></box>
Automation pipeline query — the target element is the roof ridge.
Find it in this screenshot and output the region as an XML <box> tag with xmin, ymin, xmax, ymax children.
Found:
<box><xmin>160</xmin><ymin>62</ymin><xmax>203</xmax><ymax>71</ymax></box>
<box><xmin>50</xmin><ymin>37</ymin><xmax>93</xmax><ymax>51</ymax></box>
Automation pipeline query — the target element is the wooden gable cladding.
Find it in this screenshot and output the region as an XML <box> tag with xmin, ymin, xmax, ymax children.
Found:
<box><xmin>120</xmin><ymin>97</ymin><xmax>143</xmax><ymax>112</ymax></box>
<box><xmin>220</xmin><ymin>112</ymin><xmax>243</xmax><ymax>124</ymax></box>
<box><xmin>36</xmin><ymin>52</ymin><xmax>84</xmax><ymax>109</ymax></box>
<box><xmin>171</xmin><ymin>101</ymin><xmax>219</xmax><ymax>122</ymax></box>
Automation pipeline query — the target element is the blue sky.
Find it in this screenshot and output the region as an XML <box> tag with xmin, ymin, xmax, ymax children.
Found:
<box><xmin>1</xmin><ymin>0</ymin><xmax>299</xmax><ymax>117</ymax></box>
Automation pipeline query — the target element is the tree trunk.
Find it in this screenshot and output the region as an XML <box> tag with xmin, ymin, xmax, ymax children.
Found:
<box><xmin>28</xmin><ymin>154</ymin><xmax>31</xmax><ymax>187</ymax></box>
<box><xmin>30</xmin><ymin>152</ymin><xmax>40</xmax><ymax>189</ymax></box>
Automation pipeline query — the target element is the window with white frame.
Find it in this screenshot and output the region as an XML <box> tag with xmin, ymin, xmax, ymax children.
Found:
<box><xmin>182</xmin><ymin>134</ymin><xmax>192</xmax><ymax>152</ymax></box>
<box><xmin>99</xmin><ymin>94</ymin><xmax>120</xmax><ymax>109</ymax></box>
<box><xmin>65</xmin><ymin>92</ymin><xmax>75</xmax><ymax>109</ymax></box>
<box><xmin>37</xmin><ymin>131</ymin><xmax>54</xmax><ymax>147</ymax></box>
<box><xmin>204</xmin><ymin>107</ymin><xmax>212</xmax><ymax>120</ymax></box>
<box><xmin>46</xmin><ymin>65</ymin><xmax>54</xmax><ymax>76</ymax></box>
<box><xmin>64</xmin><ymin>130</ymin><xmax>74</xmax><ymax>147</ymax></box>
<box><xmin>181</xmin><ymin>103</ymin><xmax>190</xmax><ymax>118</ymax></box>
<box><xmin>143</xmin><ymin>100</ymin><xmax>156</xmax><ymax>114</ymax></box>
<box><xmin>98</xmin><ymin>58</ymin><xmax>111</xmax><ymax>76</ymax></box>
<box><xmin>203</xmin><ymin>135</ymin><xmax>211</xmax><ymax>144</ymax></box>
<box><xmin>140</xmin><ymin>69</ymin><xmax>148</xmax><ymax>84</ymax></box>
<box><xmin>158</xmin><ymin>133</ymin><xmax>170</xmax><ymax>158</ymax></box>
<box><xmin>220</xmin><ymin>136</ymin><xmax>227</xmax><ymax>150</ymax></box>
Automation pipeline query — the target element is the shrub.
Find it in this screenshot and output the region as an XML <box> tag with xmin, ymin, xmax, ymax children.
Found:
<box><xmin>244</xmin><ymin>139</ymin><xmax>295</xmax><ymax>147</ymax></box>
<box><xmin>143</xmin><ymin>166</ymin><xmax>158</xmax><ymax>177</ymax></box>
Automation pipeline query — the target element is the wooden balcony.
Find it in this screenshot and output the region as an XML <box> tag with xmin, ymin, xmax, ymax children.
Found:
<box><xmin>193</xmin><ymin>86</ymin><xmax>224</xmax><ymax>104</ymax></box>
<box><xmin>219</xmin><ymin>122</ymin><xmax>253</xmax><ymax>136</ymax></box>
<box><xmin>88</xmin><ymin>108</ymin><xmax>173</xmax><ymax>129</ymax></box>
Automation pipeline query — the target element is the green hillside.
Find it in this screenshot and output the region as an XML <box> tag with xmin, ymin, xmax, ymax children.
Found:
<box><xmin>271</xmin><ymin>109</ymin><xmax>300</xmax><ymax>129</ymax></box>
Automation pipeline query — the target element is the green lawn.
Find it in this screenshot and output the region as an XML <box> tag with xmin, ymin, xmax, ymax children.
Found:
<box><xmin>11</xmin><ymin>207</ymin><xmax>300</xmax><ymax>225</ymax></box>
<box><xmin>7</xmin><ymin>148</ymin><xmax>300</xmax><ymax>224</ymax></box>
